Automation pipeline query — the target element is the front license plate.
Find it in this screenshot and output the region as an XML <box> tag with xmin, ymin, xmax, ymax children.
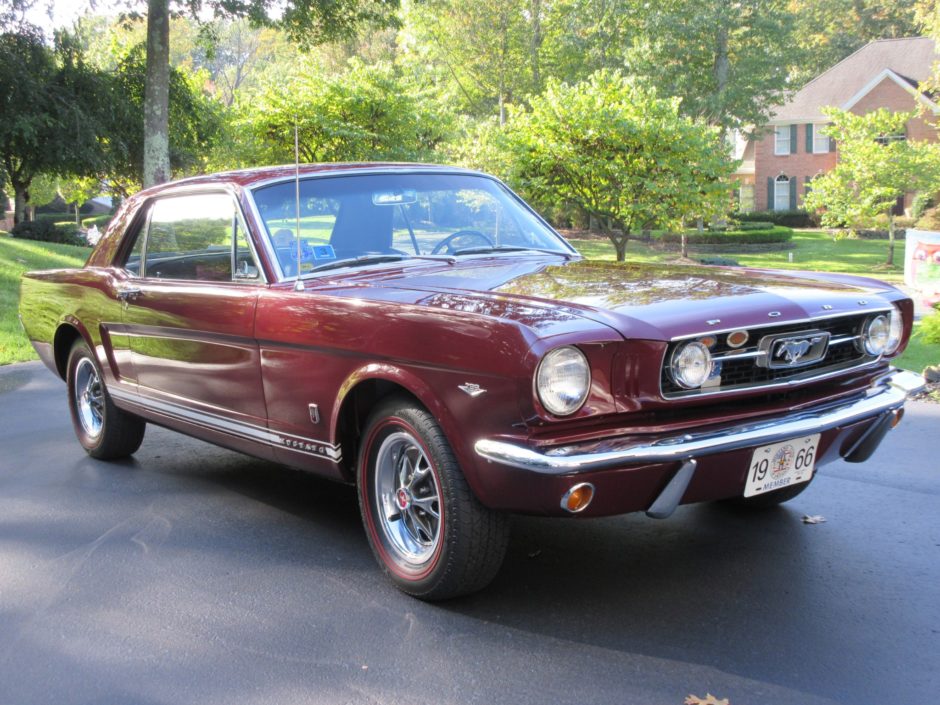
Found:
<box><xmin>744</xmin><ymin>434</ymin><xmax>820</xmax><ymax>498</ymax></box>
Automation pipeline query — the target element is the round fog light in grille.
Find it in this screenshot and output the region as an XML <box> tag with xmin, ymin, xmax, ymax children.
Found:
<box><xmin>670</xmin><ymin>341</ymin><xmax>713</xmax><ymax>389</ymax></box>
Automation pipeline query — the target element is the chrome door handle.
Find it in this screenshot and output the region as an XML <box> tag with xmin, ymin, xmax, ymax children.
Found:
<box><xmin>117</xmin><ymin>286</ymin><xmax>143</xmax><ymax>302</ymax></box>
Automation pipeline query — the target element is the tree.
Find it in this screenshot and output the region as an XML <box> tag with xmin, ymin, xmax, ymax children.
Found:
<box><xmin>507</xmin><ymin>71</ymin><xmax>735</xmax><ymax>262</ymax></box>
<box><xmin>238</xmin><ymin>59</ymin><xmax>448</xmax><ymax>166</ymax></box>
<box><xmin>804</xmin><ymin>108</ymin><xmax>940</xmax><ymax>266</ymax></box>
<box><xmin>626</xmin><ymin>0</ymin><xmax>800</xmax><ymax>135</ymax></box>
<box><xmin>108</xmin><ymin>43</ymin><xmax>221</xmax><ymax>196</ymax></box>
<box><xmin>140</xmin><ymin>0</ymin><xmax>402</xmax><ymax>188</ymax></box>
<box><xmin>403</xmin><ymin>0</ymin><xmax>541</xmax><ymax>124</ymax></box>
<box><xmin>791</xmin><ymin>0</ymin><xmax>919</xmax><ymax>85</ymax></box>
<box><xmin>0</xmin><ymin>27</ymin><xmax>108</xmax><ymax>224</ymax></box>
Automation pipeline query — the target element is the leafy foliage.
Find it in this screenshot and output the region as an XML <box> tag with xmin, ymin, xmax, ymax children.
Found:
<box><xmin>921</xmin><ymin>309</ymin><xmax>940</xmax><ymax>345</ymax></box>
<box><xmin>804</xmin><ymin>108</ymin><xmax>940</xmax><ymax>264</ymax></box>
<box><xmin>238</xmin><ymin>59</ymin><xmax>449</xmax><ymax>165</ymax></box>
<box><xmin>627</xmin><ymin>0</ymin><xmax>799</xmax><ymax>132</ymax></box>
<box><xmin>10</xmin><ymin>218</ymin><xmax>85</xmax><ymax>246</ymax></box>
<box><xmin>507</xmin><ymin>71</ymin><xmax>735</xmax><ymax>261</ymax></box>
<box><xmin>735</xmin><ymin>209</ymin><xmax>820</xmax><ymax>228</ymax></box>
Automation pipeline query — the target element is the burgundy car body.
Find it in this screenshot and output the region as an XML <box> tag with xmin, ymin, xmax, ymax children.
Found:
<box><xmin>19</xmin><ymin>164</ymin><xmax>925</xmax><ymax>525</ymax></box>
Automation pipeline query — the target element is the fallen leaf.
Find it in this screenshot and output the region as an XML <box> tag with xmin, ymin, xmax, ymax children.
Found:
<box><xmin>527</xmin><ymin>549</ymin><xmax>542</xmax><ymax>559</ymax></box>
<box><xmin>802</xmin><ymin>515</ymin><xmax>826</xmax><ymax>524</ymax></box>
<box><xmin>685</xmin><ymin>694</ymin><xmax>730</xmax><ymax>705</ymax></box>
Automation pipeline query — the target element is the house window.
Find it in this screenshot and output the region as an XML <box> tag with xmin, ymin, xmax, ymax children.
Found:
<box><xmin>739</xmin><ymin>184</ymin><xmax>755</xmax><ymax>212</ymax></box>
<box><xmin>813</xmin><ymin>124</ymin><xmax>830</xmax><ymax>153</ymax></box>
<box><xmin>774</xmin><ymin>126</ymin><xmax>790</xmax><ymax>155</ymax></box>
<box><xmin>876</xmin><ymin>132</ymin><xmax>906</xmax><ymax>145</ymax></box>
<box><xmin>774</xmin><ymin>175</ymin><xmax>790</xmax><ymax>211</ymax></box>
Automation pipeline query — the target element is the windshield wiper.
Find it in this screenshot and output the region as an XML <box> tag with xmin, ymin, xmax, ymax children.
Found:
<box><xmin>452</xmin><ymin>245</ymin><xmax>571</xmax><ymax>258</ymax></box>
<box><xmin>305</xmin><ymin>253</ymin><xmax>407</xmax><ymax>274</ymax></box>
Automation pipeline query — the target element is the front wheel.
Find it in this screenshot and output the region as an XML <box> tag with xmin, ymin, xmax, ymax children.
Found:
<box><xmin>357</xmin><ymin>398</ymin><xmax>509</xmax><ymax>600</ymax></box>
<box><xmin>66</xmin><ymin>339</ymin><xmax>146</xmax><ymax>459</ymax></box>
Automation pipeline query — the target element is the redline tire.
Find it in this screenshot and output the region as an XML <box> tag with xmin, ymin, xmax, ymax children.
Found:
<box><xmin>357</xmin><ymin>398</ymin><xmax>509</xmax><ymax>600</ymax></box>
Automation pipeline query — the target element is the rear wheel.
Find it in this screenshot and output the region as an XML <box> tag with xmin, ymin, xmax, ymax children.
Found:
<box><xmin>66</xmin><ymin>339</ymin><xmax>145</xmax><ymax>459</ymax></box>
<box><xmin>357</xmin><ymin>398</ymin><xmax>509</xmax><ymax>600</ymax></box>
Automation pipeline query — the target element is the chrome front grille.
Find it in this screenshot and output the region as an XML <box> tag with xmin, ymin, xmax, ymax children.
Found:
<box><xmin>660</xmin><ymin>313</ymin><xmax>881</xmax><ymax>398</ymax></box>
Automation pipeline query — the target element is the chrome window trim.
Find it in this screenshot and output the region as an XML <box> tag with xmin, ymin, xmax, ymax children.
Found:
<box><xmin>119</xmin><ymin>185</ymin><xmax>268</xmax><ymax>285</ymax></box>
<box><xmin>244</xmin><ymin>168</ymin><xmax>578</xmax><ymax>283</ymax></box>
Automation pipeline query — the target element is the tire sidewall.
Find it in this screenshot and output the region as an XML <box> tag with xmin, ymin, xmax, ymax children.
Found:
<box><xmin>66</xmin><ymin>340</ymin><xmax>107</xmax><ymax>454</ymax></box>
<box><xmin>358</xmin><ymin>412</ymin><xmax>448</xmax><ymax>592</ymax></box>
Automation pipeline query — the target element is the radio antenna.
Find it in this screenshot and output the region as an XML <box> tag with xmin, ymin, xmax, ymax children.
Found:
<box><xmin>293</xmin><ymin>117</ymin><xmax>304</xmax><ymax>292</ymax></box>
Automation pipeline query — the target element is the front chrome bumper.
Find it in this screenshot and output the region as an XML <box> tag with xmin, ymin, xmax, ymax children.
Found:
<box><xmin>474</xmin><ymin>369</ymin><xmax>926</xmax><ymax>475</ymax></box>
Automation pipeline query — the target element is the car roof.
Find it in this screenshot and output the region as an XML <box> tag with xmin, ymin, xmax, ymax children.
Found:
<box><xmin>136</xmin><ymin>163</ymin><xmax>484</xmax><ymax>196</ymax></box>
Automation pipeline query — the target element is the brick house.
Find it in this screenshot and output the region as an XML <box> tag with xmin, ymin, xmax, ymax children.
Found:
<box><xmin>735</xmin><ymin>37</ymin><xmax>940</xmax><ymax>213</ymax></box>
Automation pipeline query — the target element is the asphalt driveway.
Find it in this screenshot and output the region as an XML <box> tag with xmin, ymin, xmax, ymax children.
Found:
<box><xmin>1</xmin><ymin>361</ymin><xmax>938</xmax><ymax>705</ymax></box>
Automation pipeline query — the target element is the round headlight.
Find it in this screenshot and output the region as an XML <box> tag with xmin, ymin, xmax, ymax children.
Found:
<box><xmin>862</xmin><ymin>314</ymin><xmax>892</xmax><ymax>356</ymax></box>
<box><xmin>536</xmin><ymin>346</ymin><xmax>590</xmax><ymax>416</ymax></box>
<box><xmin>670</xmin><ymin>341</ymin><xmax>713</xmax><ymax>389</ymax></box>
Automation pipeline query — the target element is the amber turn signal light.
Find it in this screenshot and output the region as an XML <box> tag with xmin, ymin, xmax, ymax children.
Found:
<box><xmin>560</xmin><ymin>482</ymin><xmax>595</xmax><ymax>513</ymax></box>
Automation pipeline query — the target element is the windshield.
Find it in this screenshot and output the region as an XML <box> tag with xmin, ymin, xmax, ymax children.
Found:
<box><xmin>250</xmin><ymin>172</ymin><xmax>573</xmax><ymax>278</ymax></box>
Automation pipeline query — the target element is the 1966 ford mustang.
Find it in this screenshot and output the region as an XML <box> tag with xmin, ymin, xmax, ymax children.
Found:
<box><xmin>19</xmin><ymin>164</ymin><xmax>926</xmax><ymax>599</ymax></box>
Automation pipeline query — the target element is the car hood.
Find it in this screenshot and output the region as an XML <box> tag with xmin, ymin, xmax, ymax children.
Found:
<box><xmin>366</xmin><ymin>256</ymin><xmax>902</xmax><ymax>341</ymax></box>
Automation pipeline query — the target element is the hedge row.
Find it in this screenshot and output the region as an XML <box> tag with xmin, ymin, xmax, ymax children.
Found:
<box><xmin>10</xmin><ymin>220</ymin><xmax>87</xmax><ymax>246</ymax></box>
<box><xmin>82</xmin><ymin>214</ymin><xmax>113</xmax><ymax>229</ymax></box>
<box><xmin>734</xmin><ymin>209</ymin><xmax>820</xmax><ymax>228</ymax></box>
<box><xmin>657</xmin><ymin>226</ymin><xmax>793</xmax><ymax>245</ymax></box>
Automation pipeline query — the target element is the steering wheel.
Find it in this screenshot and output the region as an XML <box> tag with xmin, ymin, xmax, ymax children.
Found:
<box><xmin>431</xmin><ymin>230</ymin><xmax>494</xmax><ymax>255</ymax></box>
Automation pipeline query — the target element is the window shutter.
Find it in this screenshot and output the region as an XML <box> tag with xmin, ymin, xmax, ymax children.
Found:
<box><xmin>790</xmin><ymin>124</ymin><xmax>798</xmax><ymax>153</ymax></box>
<box><xmin>767</xmin><ymin>177</ymin><xmax>773</xmax><ymax>210</ymax></box>
<box><xmin>805</xmin><ymin>124</ymin><xmax>813</xmax><ymax>153</ymax></box>
<box><xmin>804</xmin><ymin>175</ymin><xmax>812</xmax><ymax>196</ymax></box>
<box><xmin>789</xmin><ymin>176</ymin><xmax>798</xmax><ymax>209</ymax></box>
<box><xmin>829</xmin><ymin>136</ymin><xmax>836</xmax><ymax>153</ymax></box>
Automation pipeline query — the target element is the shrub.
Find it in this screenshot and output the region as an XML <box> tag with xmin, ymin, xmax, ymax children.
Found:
<box><xmin>912</xmin><ymin>193</ymin><xmax>933</xmax><ymax>220</ymax></box>
<box><xmin>734</xmin><ymin>209</ymin><xmax>819</xmax><ymax>228</ymax></box>
<box><xmin>658</xmin><ymin>226</ymin><xmax>792</xmax><ymax>245</ymax></box>
<box><xmin>921</xmin><ymin>310</ymin><xmax>940</xmax><ymax>345</ymax></box>
<box><xmin>915</xmin><ymin>206</ymin><xmax>940</xmax><ymax>232</ymax></box>
<box><xmin>10</xmin><ymin>219</ymin><xmax>86</xmax><ymax>246</ymax></box>
<box><xmin>733</xmin><ymin>220</ymin><xmax>774</xmax><ymax>231</ymax></box>
<box><xmin>82</xmin><ymin>214</ymin><xmax>113</xmax><ymax>230</ymax></box>
<box><xmin>697</xmin><ymin>256</ymin><xmax>740</xmax><ymax>266</ymax></box>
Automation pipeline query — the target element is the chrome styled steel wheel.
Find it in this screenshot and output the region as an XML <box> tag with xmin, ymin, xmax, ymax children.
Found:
<box><xmin>66</xmin><ymin>338</ymin><xmax>145</xmax><ymax>459</ymax></box>
<box><xmin>358</xmin><ymin>398</ymin><xmax>510</xmax><ymax>600</ymax></box>
<box><xmin>73</xmin><ymin>357</ymin><xmax>104</xmax><ymax>439</ymax></box>
<box><xmin>374</xmin><ymin>431</ymin><xmax>442</xmax><ymax>566</ymax></box>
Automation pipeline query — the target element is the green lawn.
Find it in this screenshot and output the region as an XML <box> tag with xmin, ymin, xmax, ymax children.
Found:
<box><xmin>1</xmin><ymin>229</ymin><xmax>936</xmax><ymax>375</ymax></box>
<box><xmin>0</xmin><ymin>235</ymin><xmax>91</xmax><ymax>364</ymax></box>
<box><xmin>567</xmin><ymin>229</ymin><xmax>907</xmax><ymax>283</ymax></box>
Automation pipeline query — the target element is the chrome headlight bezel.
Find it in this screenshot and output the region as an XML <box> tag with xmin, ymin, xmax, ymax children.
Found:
<box><xmin>861</xmin><ymin>309</ymin><xmax>902</xmax><ymax>356</ymax></box>
<box><xmin>670</xmin><ymin>341</ymin><xmax>713</xmax><ymax>389</ymax></box>
<box><xmin>535</xmin><ymin>346</ymin><xmax>591</xmax><ymax>417</ymax></box>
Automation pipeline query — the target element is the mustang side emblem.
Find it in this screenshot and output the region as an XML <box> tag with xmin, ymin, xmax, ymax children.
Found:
<box><xmin>458</xmin><ymin>383</ymin><xmax>487</xmax><ymax>397</ymax></box>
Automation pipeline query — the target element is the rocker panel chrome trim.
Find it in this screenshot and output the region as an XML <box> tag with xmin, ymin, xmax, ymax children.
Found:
<box><xmin>108</xmin><ymin>387</ymin><xmax>342</xmax><ymax>462</ymax></box>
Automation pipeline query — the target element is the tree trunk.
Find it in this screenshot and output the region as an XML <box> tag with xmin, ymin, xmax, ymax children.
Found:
<box><xmin>75</xmin><ymin>203</ymin><xmax>80</xmax><ymax>225</ymax></box>
<box><xmin>143</xmin><ymin>0</ymin><xmax>171</xmax><ymax>188</ymax></box>
<box><xmin>529</xmin><ymin>0</ymin><xmax>542</xmax><ymax>92</ymax></box>
<box><xmin>681</xmin><ymin>232</ymin><xmax>689</xmax><ymax>260</ymax></box>
<box><xmin>887</xmin><ymin>212</ymin><xmax>895</xmax><ymax>266</ymax></box>
<box><xmin>12</xmin><ymin>181</ymin><xmax>29</xmax><ymax>225</ymax></box>
<box><xmin>713</xmin><ymin>25</ymin><xmax>729</xmax><ymax>131</ymax></box>
<box><xmin>610</xmin><ymin>232</ymin><xmax>628</xmax><ymax>262</ymax></box>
